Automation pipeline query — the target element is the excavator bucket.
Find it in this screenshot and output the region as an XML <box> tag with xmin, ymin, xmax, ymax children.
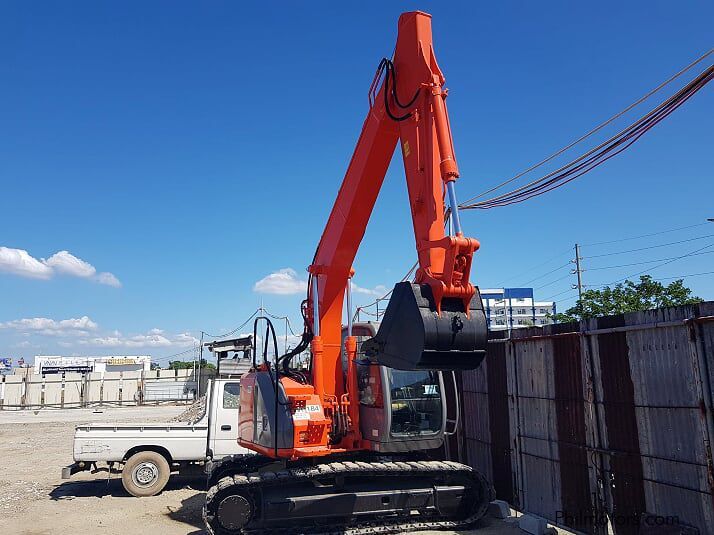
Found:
<box><xmin>364</xmin><ymin>282</ymin><xmax>488</xmax><ymax>371</ymax></box>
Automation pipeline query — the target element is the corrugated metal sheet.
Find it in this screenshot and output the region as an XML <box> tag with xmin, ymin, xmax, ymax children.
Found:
<box><xmin>513</xmin><ymin>336</ymin><xmax>562</xmax><ymax>520</ymax></box>
<box><xmin>598</xmin><ymin>329</ymin><xmax>645</xmax><ymax>535</ymax></box>
<box><xmin>487</xmin><ymin>340</ymin><xmax>514</xmax><ymax>503</ymax></box>
<box><xmin>462</xmin><ymin>355</ymin><xmax>492</xmax><ymax>482</ymax></box>
<box><xmin>460</xmin><ymin>301</ymin><xmax>714</xmax><ymax>535</ymax></box>
<box><xmin>553</xmin><ymin>333</ymin><xmax>593</xmax><ymax>533</ymax></box>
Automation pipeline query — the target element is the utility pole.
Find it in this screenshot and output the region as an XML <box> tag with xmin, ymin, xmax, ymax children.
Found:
<box><xmin>573</xmin><ymin>243</ymin><xmax>584</xmax><ymax>301</ymax></box>
<box><xmin>192</xmin><ymin>346</ymin><xmax>197</xmax><ymax>396</ymax></box>
<box><xmin>197</xmin><ymin>332</ymin><xmax>204</xmax><ymax>399</ymax></box>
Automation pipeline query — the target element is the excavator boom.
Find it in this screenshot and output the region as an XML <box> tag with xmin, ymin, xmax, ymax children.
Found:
<box><xmin>308</xmin><ymin>11</ymin><xmax>486</xmax><ymax>399</ymax></box>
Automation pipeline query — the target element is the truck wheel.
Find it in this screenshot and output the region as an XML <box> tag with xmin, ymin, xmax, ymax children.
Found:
<box><xmin>121</xmin><ymin>451</ymin><xmax>171</xmax><ymax>497</ymax></box>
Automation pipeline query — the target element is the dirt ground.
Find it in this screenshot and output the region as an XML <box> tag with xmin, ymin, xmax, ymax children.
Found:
<box><xmin>0</xmin><ymin>406</ymin><xmax>527</xmax><ymax>535</ymax></box>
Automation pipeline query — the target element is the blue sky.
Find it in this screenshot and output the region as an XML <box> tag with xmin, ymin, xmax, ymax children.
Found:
<box><xmin>1</xmin><ymin>1</ymin><xmax>712</xmax><ymax>364</ymax></box>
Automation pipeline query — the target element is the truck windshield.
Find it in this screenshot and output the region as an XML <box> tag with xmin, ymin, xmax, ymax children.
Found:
<box><xmin>388</xmin><ymin>370</ymin><xmax>442</xmax><ymax>436</ymax></box>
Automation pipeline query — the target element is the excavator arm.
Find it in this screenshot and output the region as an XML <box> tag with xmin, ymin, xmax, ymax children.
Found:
<box><xmin>307</xmin><ymin>11</ymin><xmax>487</xmax><ymax>403</ymax></box>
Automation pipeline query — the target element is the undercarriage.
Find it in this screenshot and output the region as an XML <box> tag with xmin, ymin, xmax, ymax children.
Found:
<box><xmin>203</xmin><ymin>455</ymin><xmax>494</xmax><ymax>535</ymax></box>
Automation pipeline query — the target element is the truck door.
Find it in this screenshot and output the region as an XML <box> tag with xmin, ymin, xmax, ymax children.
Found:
<box><xmin>210</xmin><ymin>380</ymin><xmax>241</xmax><ymax>459</ymax></box>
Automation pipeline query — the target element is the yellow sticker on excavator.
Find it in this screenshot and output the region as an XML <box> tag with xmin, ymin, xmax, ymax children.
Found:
<box><xmin>402</xmin><ymin>140</ymin><xmax>411</xmax><ymax>158</ymax></box>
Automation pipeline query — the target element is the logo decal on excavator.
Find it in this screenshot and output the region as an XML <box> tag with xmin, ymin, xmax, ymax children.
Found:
<box><xmin>402</xmin><ymin>140</ymin><xmax>411</xmax><ymax>158</ymax></box>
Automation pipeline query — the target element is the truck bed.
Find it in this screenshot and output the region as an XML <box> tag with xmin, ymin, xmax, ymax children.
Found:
<box><xmin>73</xmin><ymin>420</ymin><xmax>209</xmax><ymax>462</ymax></box>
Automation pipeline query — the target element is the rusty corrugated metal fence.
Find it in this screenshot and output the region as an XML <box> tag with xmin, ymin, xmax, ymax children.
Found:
<box><xmin>460</xmin><ymin>302</ymin><xmax>714</xmax><ymax>534</ymax></box>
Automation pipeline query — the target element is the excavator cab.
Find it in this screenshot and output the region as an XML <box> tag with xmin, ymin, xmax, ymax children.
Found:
<box><xmin>362</xmin><ymin>282</ymin><xmax>488</xmax><ymax>371</ymax></box>
<box><xmin>343</xmin><ymin>322</ymin><xmax>459</xmax><ymax>453</ymax></box>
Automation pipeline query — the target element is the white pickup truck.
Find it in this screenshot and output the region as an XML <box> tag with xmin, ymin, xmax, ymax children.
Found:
<box><xmin>61</xmin><ymin>377</ymin><xmax>251</xmax><ymax>497</ymax></box>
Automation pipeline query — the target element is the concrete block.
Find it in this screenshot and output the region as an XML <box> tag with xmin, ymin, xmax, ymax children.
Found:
<box><xmin>1</xmin><ymin>378</ymin><xmax>23</xmax><ymax>408</ymax></box>
<box><xmin>62</xmin><ymin>374</ymin><xmax>83</xmax><ymax>406</ymax></box>
<box><xmin>44</xmin><ymin>376</ymin><xmax>63</xmax><ymax>407</ymax></box>
<box><xmin>102</xmin><ymin>377</ymin><xmax>121</xmax><ymax>402</ymax></box>
<box><xmin>122</xmin><ymin>377</ymin><xmax>139</xmax><ymax>404</ymax></box>
<box><xmin>87</xmin><ymin>373</ymin><xmax>103</xmax><ymax>405</ymax></box>
<box><xmin>518</xmin><ymin>514</ymin><xmax>549</xmax><ymax>535</ymax></box>
<box><xmin>26</xmin><ymin>376</ymin><xmax>43</xmax><ymax>407</ymax></box>
<box><xmin>488</xmin><ymin>500</ymin><xmax>512</xmax><ymax>519</ymax></box>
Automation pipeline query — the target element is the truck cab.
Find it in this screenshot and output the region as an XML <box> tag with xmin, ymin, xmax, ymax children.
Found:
<box><xmin>206</xmin><ymin>378</ymin><xmax>242</xmax><ymax>459</ymax></box>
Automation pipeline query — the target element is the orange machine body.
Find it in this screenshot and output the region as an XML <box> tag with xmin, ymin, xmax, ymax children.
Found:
<box><xmin>238</xmin><ymin>11</ymin><xmax>480</xmax><ymax>460</ymax></box>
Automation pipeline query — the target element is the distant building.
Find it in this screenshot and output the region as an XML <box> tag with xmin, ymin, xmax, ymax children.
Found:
<box><xmin>481</xmin><ymin>288</ymin><xmax>556</xmax><ymax>331</ymax></box>
<box><xmin>34</xmin><ymin>355</ymin><xmax>152</xmax><ymax>375</ymax></box>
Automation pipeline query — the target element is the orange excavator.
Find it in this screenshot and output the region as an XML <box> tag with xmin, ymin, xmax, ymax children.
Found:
<box><xmin>204</xmin><ymin>11</ymin><xmax>492</xmax><ymax>534</ymax></box>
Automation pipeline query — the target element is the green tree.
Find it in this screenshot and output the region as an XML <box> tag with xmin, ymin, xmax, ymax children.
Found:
<box><xmin>553</xmin><ymin>275</ymin><xmax>703</xmax><ymax>323</ymax></box>
<box><xmin>167</xmin><ymin>359</ymin><xmax>216</xmax><ymax>370</ymax></box>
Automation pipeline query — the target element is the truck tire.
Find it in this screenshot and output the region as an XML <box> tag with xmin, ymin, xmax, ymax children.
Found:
<box><xmin>121</xmin><ymin>451</ymin><xmax>171</xmax><ymax>497</ymax></box>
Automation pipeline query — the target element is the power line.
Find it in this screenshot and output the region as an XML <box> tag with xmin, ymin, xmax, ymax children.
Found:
<box><xmin>593</xmin><ymin>241</ymin><xmax>714</xmax><ymax>286</ymax></box>
<box><xmin>500</xmin><ymin>248</ymin><xmax>572</xmax><ymax>286</ymax></box>
<box><xmin>517</xmin><ymin>261</ymin><xmax>572</xmax><ymax>286</ymax></box>
<box><xmin>543</xmin><ymin>288</ymin><xmax>579</xmax><ymax>301</ymax></box>
<box><xmin>583</xmin><ymin>234</ymin><xmax>714</xmax><ymax>259</ymax></box>
<box><xmin>533</xmin><ymin>272</ymin><xmax>572</xmax><ymax>291</ymax></box>
<box><xmin>353</xmin><ymin>260</ymin><xmax>418</xmax><ymax>321</ymax></box>
<box><xmin>649</xmin><ymin>270</ymin><xmax>714</xmax><ymax>282</ymax></box>
<box><xmin>459</xmin><ymin>49</ymin><xmax>713</xmax><ymax>206</ymax></box>
<box><xmin>154</xmin><ymin>346</ymin><xmax>199</xmax><ymax>364</ymax></box>
<box><xmin>201</xmin><ymin>309</ymin><xmax>260</xmax><ymax>339</ymax></box>
<box><xmin>460</xmin><ymin>63</ymin><xmax>713</xmax><ymax>210</ymax></box>
<box><xmin>582</xmin><ymin>222</ymin><xmax>710</xmax><ymax>246</ymax></box>
<box><xmin>586</xmin><ymin>249</ymin><xmax>714</xmax><ymax>270</ymax></box>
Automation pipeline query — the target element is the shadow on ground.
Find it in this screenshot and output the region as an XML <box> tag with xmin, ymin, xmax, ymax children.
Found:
<box><xmin>49</xmin><ymin>475</ymin><xmax>205</xmax><ymax>500</ymax></box>
<box><xmin>165</xmin><ymin>491</ymin><xmax>207</xmax><ymax>534</ymax></box>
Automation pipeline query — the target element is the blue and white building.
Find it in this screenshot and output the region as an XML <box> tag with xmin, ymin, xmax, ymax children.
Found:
<box><xmin>481</xmin><ymin>288</ymin><xmax>556</xmax><ymax>331</ymax></box>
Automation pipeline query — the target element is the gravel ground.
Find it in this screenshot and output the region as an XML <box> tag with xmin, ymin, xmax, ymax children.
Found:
<box><xmin>0</xmin><ymin>405</ymin><xmax>527</xmax><ymax>535</ymax></box>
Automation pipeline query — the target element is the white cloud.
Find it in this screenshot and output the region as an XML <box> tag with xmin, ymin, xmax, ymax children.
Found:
<box><xmin>351</xmin><ymin>282</ymin><xmax>389</xmax><ymax>297</ymax></box>
<box><xmin>0</xmin><ymin>247</ymin><xmax>53</xmax><ymax>279</ymax></box>
<box><xmin>81</xmin><ymin>334</ymin><xmax>172</xmax><ymax>348</ymax></box>
<box><xmin>0</xmin><ymin>246</ymin><xmax>120</xmax><ymax>287</ymax></box>
<box><xmin>252</xmin><ymin>269</ymin><xmax>387</xmax><ymax>298</ymax></box>
<box><xmin>96</xmin><ymin>272</ymin><xmax>122</xmax><ymax>287</ymax></box>
<box><xmin>253</xmin><ymin>268</ymin><xmax>307</xmax><ymax>295</ymax></box>
<box><xmin>44</xmin><ymin>251</ymin><xmax>96</xmax><ymax>278</ymax></box>
<box><xmin>0</xmin><ymin>316</ymin><xmax>98</xmax><ymax>336</ymax></box>
<box><xmin>0</xmin><ymin>316</ymin><xmax>197</xmax><ymax>350</ymax></box>
<box><xmin>78</xmin><ymin>330</ymin><xmax>198</xmax><ymax>349</ymax></box>
<box><xmin>174</xmin><ymin>332</ymin><xmax>198</xmax><ymax>346</ymax></box>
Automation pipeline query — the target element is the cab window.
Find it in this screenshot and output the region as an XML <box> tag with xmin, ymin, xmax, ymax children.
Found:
<box><xmin>388</xmin><ymin>370</ymin><xmax>442</xmax><ymax>436</ymax></box>
<box><xmin>223</xmin><ymin>382</ymin><xmax>241</xmax><ymax>409</ymax></box>
<box><xmin>356</xmin><ymin>362</ymin><xmax>384</xmax><ymax>408</ymax></box>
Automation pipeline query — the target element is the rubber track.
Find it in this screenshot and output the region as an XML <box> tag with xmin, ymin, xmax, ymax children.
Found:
<box><xmin>203</xmin><ymin>460</ymin><xmax>494</xmax><ymax>535</ymax></box>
